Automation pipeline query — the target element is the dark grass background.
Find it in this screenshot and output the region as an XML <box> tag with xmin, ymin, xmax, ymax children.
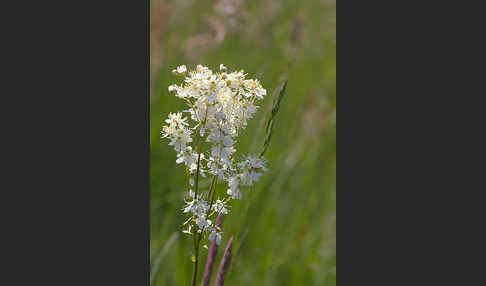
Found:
<box><xmin>150</xmin><ymin>0</ymin><xmax>335</xmax><ymax>285</ymax></box>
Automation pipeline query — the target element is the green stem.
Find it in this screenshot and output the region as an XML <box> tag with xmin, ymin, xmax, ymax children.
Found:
<box><xmin>194</xmin><ymin>106</ymin><xmax>209</xmax><ymax>198</ymax></box>
<box><xmin>191</xmin><ymin>105</ymin><xmax>209</xmax><ymax>286</ymax></box>
<box><xmin>208</xmin><ymin>179</ymin><xmax>217</xmax><ymax>215</ymax></box>
<box><xmin>193</xmin><ymin>144</ymin><xmax>203</xmax><ymax>198</ymax></box>
<box><xmin>191</xmin><ymin>234</ymin><xmax>199</xmax><ymax>286</ymax></box>
<box><xmin>206</xmin><ymin>175</ymin><xmax>217</xmax><ymax>201</ymax></box>
<box><xmin>203</xmin><ymin>175</ymin><xmax>218</xmax><ymax>223</ymax></box>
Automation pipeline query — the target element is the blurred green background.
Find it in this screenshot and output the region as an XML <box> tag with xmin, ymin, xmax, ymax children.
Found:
<box><xmin>150</xmin><ymin>0</ymin><xmax>335</xmax><ymax>285</ymax></box>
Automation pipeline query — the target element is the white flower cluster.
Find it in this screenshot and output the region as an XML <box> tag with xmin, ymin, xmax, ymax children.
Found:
<box><xmin>162</xmin><ymin>64</ymin><xmax>268</xmax><ymax>245</ymax></box>
<box><xmin>227</xmin><ymin>156</ymin><xmax>268</xmax><ymax>200</ymax></box>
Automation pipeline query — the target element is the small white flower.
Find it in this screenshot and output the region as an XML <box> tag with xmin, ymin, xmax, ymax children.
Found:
<box><xmin>219</xmin><ymin>64</ymin><xmax>227</xmax><ymax>71</ymax></box>
<box><xmin>188</xmin><ymin>153</ymin><xmax>204</xmax><ymax>174</ymax></box>
<box><xmin>168</xmin><ymin>128</ymin><xmax>192</xmax><ymax>152</ymax></box>
<box><xmin>183</xmin><ymin>200</ymin><xmax>196</xmax><ymax>213</ymax></box>
<box><xmin>175</xmin><ymin>88</ymin><xmax>189</xmax><ymax>99</ymax></box>
<box><xmin>168</xmin><ymin>84</ymin><xmax>178</xmax><ymax>93</ymax></box>
<box><xmin>165</xmin><ymin>112</ymin><xmax>188</xmax><ymax>127</ymax></box>
<box><xmin>212</xmin><ymin>199</ymin><xmax>229</xmax><ymax>214</ymax></box>
<box><xmin>227</xmin><ymin>188</ymin><xmax>242</xmax><ymax>200</ymax></box>
<box><xmin>248</xmin><ymin>171</ymin><xmax>262</xmax><ymax>184</ymax></box>
<box><xmin>211</xmin><ymin>144</ymin><xmax>235</xmax><ymax>160</ymax></box>
<box><xmin>208</xmin><ymin>161</ymin><xmax>224</xmax><ymax>180</ymax></box>
<box><xmin>249</xmin><ymin>156</ymin><xmax>268</xmax><ymax>171</ymax></box>
<box><xmin>196</xmin><ymin>214</ymin><xmax>212</xmax><ymax>229</ymax></box>
<box><xmin>228</xmin><ymin>176</ymin><xmax>239</xmax><ymax>192</ymax></box>
<box><xmin>183</xmin><ymin>196</ymin><xmax>209</xmax><ymax>215</ymax></box>
<box><xmin>208</xmin><ymin>230</ymin><xmax>222</xmax><ymax>245</ymax></box>
<box><xmin>161</xmin><ymin>125</ymin><xmax>174</xmax><ymax>138</ymax></box>
<box><xmin>255</xmin><ymin>86</ymin><xmax>267</xmax><ymax>99</ymax></box>
<box><xmin>172</xmin><ymin>65</ymin><xmax>187</xmax><ymax>75</ymax></box>
<box><xmin>182</xmin><ymin>225</ymin><xmax>192</xmax><ymax>235</ymax></box>
<box><xmin>176</xmin><ymin>146</ymin><xmax>198</xmax><ymax>168</ymax></box>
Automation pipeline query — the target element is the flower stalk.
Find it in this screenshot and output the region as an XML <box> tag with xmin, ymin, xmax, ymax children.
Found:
<box><xmin>215</xmin><ymin>236</ymin><xmax>234</xmax><ymax>286</ymax></box>
<box><xmin>201</xmin><ymin>214</ymin><xmax>223</xmax><ymax>286</ymax></box>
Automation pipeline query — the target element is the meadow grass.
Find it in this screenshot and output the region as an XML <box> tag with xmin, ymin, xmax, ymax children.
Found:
<box><xmin>150</xmin><ymin>1</ymin><xmax>335</xmax><ymax>285</ymax></box>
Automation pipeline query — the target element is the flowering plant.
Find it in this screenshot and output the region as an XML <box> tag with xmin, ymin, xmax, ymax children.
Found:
<box><xmin>161</xmin><ymin>64</ymin><xmax>268</xmax><ymax>285</ymax></box>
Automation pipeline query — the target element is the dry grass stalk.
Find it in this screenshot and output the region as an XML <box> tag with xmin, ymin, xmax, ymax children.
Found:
<box><xmin>214</xmin><ymin>236</ymin><xmax>234</xmax><ymax>286</ymax></box>
<box><xmin>260</xmin><ymin>76</ymin><xmax>288</xmax><ymax>157</ymax></box>
<box><xmin>200</xmin><ymin>214</ymin><xmax>223</xmax><ymax>286</ymax></box>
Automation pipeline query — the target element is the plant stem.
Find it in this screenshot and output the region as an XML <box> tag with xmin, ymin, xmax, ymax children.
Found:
<box><xmin>194</xmin><ymin>106</ymin><xmax>209</xmax><ymax>198</ymax></box>
<box><xmin>201</xmin><ymin>213</ymin><xmax>223</xmax><ymax>286</ymax></box>
<box><xmin>215</xmin><ymin>236</ymin><xmax>234</xmax><ymax>286</ymax></box>
<box><xmin>194</xmin><ymin>148</ymin><xmax>203</xmax><ymax>198</ymax></box>
<box><xmin>206</xmin><ymin>175</ymin><xmax>217</xmax><ymax>200</ymax></box>
<box><xmin>207</xmin><ymin>179</ymin><xmax>217</xmax><ymax>216</ymax></box>
<box><xmin>192</xmin><ymin>173</ymin><xmax>217</xmax><ymax>286</ymax></box>
<box><xmin>191</xmin><ymin>106</ymin><xmax>209</xmax><ymax>286</ymax></box>
<box><xmin>193</xmin><ymin>176</ymin><xmax>216</xmax><ymax>286</ymax></box>
<box><xmin>191</xmin><ymin>234</ymin><xmax>200</xmax><ymax>286</ymax></box>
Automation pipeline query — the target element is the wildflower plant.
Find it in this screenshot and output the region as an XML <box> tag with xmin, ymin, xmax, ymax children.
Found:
<box><xmin>161</xmin><ymin>64</ymin><xmax>268</xmax><ymax>285</ymax></box>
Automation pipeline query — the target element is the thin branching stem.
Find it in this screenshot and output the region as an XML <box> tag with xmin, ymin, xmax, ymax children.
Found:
<box><xmin>192</xmin><ymin>106</ymin><xmax>209</xmax><ymax>286</ymax></box>
<box><xmin>194</xmin><ymin>104</ymin><xmax>209</xmax><ymax>198</ymax></box>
